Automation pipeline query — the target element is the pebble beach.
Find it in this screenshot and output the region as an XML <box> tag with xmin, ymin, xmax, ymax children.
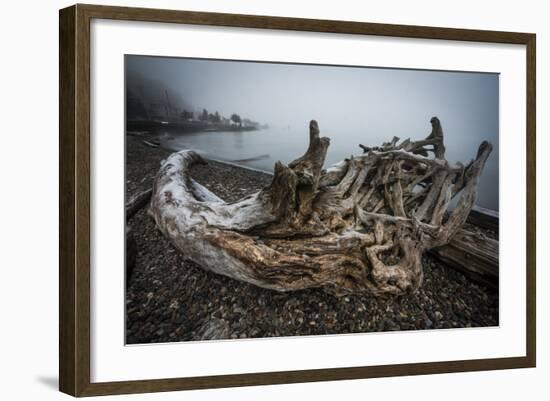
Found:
<box><xmin>125</xmin><ymin>134</ymin><xmax>499</xmax><ymax>344</ymax></box>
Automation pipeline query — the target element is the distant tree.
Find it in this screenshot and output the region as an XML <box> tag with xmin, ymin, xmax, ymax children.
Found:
<box><xmin>180</xmin><ymin>109</ymin><xmax>193</xmax><ymax>120</ymax></box>
<box><xmin>200</xmin><ymin>109</ymin><xmax>208</xmax><ymax>121</ymax></box>
<box><xmin>208</xmin><ymin>112</ymin><xmax>222</xmax><ymax>124</ymax></box>
<box><xmin>126</xmin><ymin>89</ymin><xmax>148</xmax><ymax>120</ymax></box>
<box><xmin>230</xmin><ymin>113</ymin><xmax>241</xmax><ymax>126</ymax></box>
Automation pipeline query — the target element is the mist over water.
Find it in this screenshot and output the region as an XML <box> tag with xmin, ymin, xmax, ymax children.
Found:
<box><xmin>127</xmin><ymin>56</ymin><xmax>499</xmax><ymax>210</ymax></box>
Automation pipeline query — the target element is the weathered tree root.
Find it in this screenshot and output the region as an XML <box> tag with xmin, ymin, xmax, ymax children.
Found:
<box><xmin>149</xmin><ymin>118</ymin><xmax>492</xmax><ymax>296</ymax></box>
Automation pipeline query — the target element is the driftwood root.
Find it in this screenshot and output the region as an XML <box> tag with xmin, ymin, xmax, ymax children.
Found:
<box><xmin>149</xmin><ymin>118</ymin><xmax>492</xmax><ymax>296</ymax></box>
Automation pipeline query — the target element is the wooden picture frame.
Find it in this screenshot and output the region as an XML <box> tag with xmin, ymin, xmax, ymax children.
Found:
<box><xmin>59</xmin><ymin>3</ymin><xmax>536</xmax><ymax>397</ymax></box>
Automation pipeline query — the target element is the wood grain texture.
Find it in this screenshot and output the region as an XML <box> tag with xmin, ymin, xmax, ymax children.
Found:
<box><xmin>59</xmin><ymin>3</ymin><xmax>536</xmax><ymax>397</ymax></box>
<box><xmin>75</xmin><ymin>4</ymin><xmax>92</xmax><ymax>395</ymax></box>
<box><xmin>430</xmin><ymin>229</ymin><xmax>498</xmax><ymax>289</ymax></box>
<box><xmin>525</xmin><ymin>34</ymin><xmax>536</xmax><ymax>368</ymax></box>
<box><xmin>78</xmin><ymin>3</ymin><xmax>533</xmax><ymax>43</ymax></box>
<box><xmin>79</xmin><ymin>356</ymin><xmax>533</xmax><ymax>396</ymax></box>
<box><xmin>59</xmin><ymin>5</ymin><xmax>76</xmax><ymax>395</ymax></box>
<box><xmin>59</xmin><ymin>4</ymin><xmax>92</xmax><ymax>396</ymax></box>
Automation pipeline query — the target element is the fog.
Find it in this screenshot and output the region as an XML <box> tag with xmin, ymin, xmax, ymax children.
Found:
<box><xmin>126</xmin><ymin>55</ymin><xmax>499</xmax><ymax>210</ymax></box>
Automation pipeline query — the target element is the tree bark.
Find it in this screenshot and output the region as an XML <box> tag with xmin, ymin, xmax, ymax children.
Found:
<box><xmin>148</xmin><ymin>118</ymin><xmax>493</xmax><ymax>296</ymax></box>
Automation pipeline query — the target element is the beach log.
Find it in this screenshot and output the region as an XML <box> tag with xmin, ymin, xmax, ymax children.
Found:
<box><xmin>148</xmin><ymin>118</ymin><xmax>493</xmax><ymax>296</ymax></box>
<box><xmin>430</xmin><ymin>228</ymin><xmax>498</xmax><ymax>289</ymax></box>
<box><xmin>126</xmin><ymin>188</ymin><xmax>153</xmax><ymax>222</ymax></box>
<box><xmin>126</xmin><ymin>227</ymin><xmax>136</xmax><ymax>286</ymax></box>
<box><xmin>467</xmin><ymin>206</ymin><xmax>499</xmax><ymax>231</ymax></box>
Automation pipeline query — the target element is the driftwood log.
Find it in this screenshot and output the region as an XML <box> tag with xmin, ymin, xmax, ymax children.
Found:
<box><xmin>125</xmin><ymin>189</ymin><xmax>153</xmax><ymax>284</ymax></box>
<box><xmin>430</xmin><ymin>228</ymin><xmax>498</xmax><ymax>290</ymax></box>
<box><xmin>467</xmin><ymin>205</ymin><xmax>499</xmax><ymax>231</ymax></box>
<box><xmin>148</xmin><ymin>118</ymin><xmax>492</xmax><ymax>296</ymax></box>
<box><xmin>126</xmin><ymin>188</ymin><xmax>153</xmax><ymax>222</ymax></box>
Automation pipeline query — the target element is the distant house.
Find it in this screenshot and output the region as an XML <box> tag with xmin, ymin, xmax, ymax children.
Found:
<box><xmin>180</xmin><ymin>109</ymin><xmax>194</xmax><ymax>121</ymax></box>
<box><xmin>242</xmin><ymin>118</ymin><xmax>260</xmax><ymax>129</ymax></box>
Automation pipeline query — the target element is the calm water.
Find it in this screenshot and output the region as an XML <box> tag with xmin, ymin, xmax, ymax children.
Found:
<box><xmin>161</xmin><ymin>127</ymin><xmax>499</xmax><ymax>211</ymax></box>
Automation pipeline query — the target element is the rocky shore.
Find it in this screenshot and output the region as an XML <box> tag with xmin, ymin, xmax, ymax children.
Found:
<box><xmin>125</xmin><ymin>134</ymin><xmax>498</xmax><ymax>344</ymax></box>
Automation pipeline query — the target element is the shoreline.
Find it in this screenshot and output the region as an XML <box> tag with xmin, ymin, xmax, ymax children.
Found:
<box><xmin>125</xmin><ymin>135</ymin><xmax>498</xmax><ymax>344</ymax></box>
<box><xmin>127</xmin><ymin>119</ymin><xmax>261</xmax><ymax>136</ymax></box>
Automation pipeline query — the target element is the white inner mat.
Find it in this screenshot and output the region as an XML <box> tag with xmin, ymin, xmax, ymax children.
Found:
<box><xmin>90</xmin><ymin>18</ymin><xmax>526</xmax><ymax>382</ymax></box>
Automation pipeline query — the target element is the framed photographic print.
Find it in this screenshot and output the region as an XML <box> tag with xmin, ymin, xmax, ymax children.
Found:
<box><xmin>59</xmin><ymin>4</ymin><xmax>536</xmax><ymax>397</ymax></box>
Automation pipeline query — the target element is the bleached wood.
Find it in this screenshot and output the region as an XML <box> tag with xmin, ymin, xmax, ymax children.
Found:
<box><xmin>430</xmin><ymin>228</ymin><xmax>498</xmax><ymax>289</ymax></box>
<box><xmin>149</xmin><ymin>118</ymin><xmax>492</xmax><ymax>295</ymax></box>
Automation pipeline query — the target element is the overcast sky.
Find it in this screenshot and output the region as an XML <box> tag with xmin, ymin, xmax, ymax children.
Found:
<box><xmin>126</xmin><ymin>55</ymin><xmax>499</xmax><ymax>209</ymax></box>
<box><xmin>126</xmin><ymin>55</ymin><xmax>498</xmax><ymax>135</ymax></box>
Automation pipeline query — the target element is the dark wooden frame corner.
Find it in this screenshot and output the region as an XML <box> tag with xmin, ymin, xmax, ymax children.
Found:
<box><xmin>59</xmin><ymin>3</ymin><xmax>536</xmax><ymax>397</ymax></box>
